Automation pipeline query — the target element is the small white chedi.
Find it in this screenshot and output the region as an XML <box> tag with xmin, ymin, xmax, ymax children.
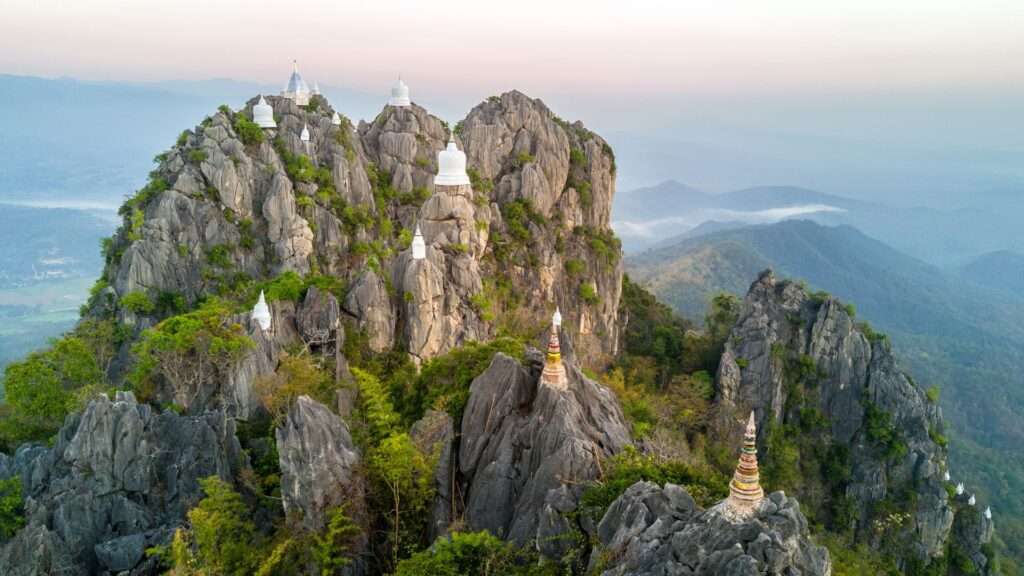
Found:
<box><xmin>300</xmin><ymin>124</ymin><xmax>310</xmax><ymax>143</ymax></box>
<box><xmin>968</xmin><ymin>494</ymin><xmax>976</xmax><ymax>506</ymax></box>
<box><xmin>434</xmin><ymin>136</ymin><xmax>470</xmax><ymax>187</ymax></box>
<box><xmin>281</xmin><ymin>60</ymin><xmax>310</xmax><ymax>106</ymax></box>
<box><xmin>252</xmin><ymin>290</ymin><xmax>272</xmax><ymax>331</ymax></box>
<box><xmin>388</xmin><ymin>77</ymin><xmax>411</xmax><ymax>107</ymax></box>
<box><xmin>331</xmin><ymin>111</ymin><xmax>341</xmax><ymax>126</ymax></box>
<box><xmin>956</xmin><ymin>482</ymin><xmax>965</xmax><ymax>496</ymax></box>
<box><xmin>411</xmin><ymin>224</ymin><xmax>427</xmax><ymax>260</ymax></box>
<box><xmin>253</xmin><ymin>96</ymin><xmax>276</xmax><ymax>128</ymax></box>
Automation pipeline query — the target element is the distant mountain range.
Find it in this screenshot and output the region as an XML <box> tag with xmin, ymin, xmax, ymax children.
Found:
<box><xmin>960</xmin><ymin>250</ymin><xmax>1024</xmax><ymax>294</ymax></box>
<box><xmin>613</xmin><ymin>180</ymin><xmax>1024</xmax><ymax>267</ymax></box>
<box><xmin>627</xmin><ymin>219</ymin><xmax>1024</xmax><ymax>556</ymax></box>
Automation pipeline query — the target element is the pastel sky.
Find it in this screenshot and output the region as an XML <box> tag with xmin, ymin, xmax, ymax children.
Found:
<box><xmin>3</xmin><ymin>0</ymin><xmax>1023</xmax><ymax>99</ymax></box>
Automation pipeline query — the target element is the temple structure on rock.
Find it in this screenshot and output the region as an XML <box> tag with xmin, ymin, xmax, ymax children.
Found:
<box><xmin>300</xmin><ymin>124</ymin><xmax>310</xmax><ymax>143</ymax></box>
<box><xmin>252</xmin><ymin>290</ymin><xmax>271</xmax><ymax>331</ymax></box>
<box><xmin>540</xmin><ymin>309</ymin><xmax>567</xmax><ymax>390</ymax></box>
<box><xmin>253</xmin><ymin>96</ymin><xmax>276</xmax><ymax>128</ymax></box>
<box><xmin>331</xmin><ymin>111</ymin><xmax>341</xmax><ymax>126</ymax></box>
<box><xmin>388</xmin><ymin>77</ymin><xmax>411</xmax><ymax>107</ymax></box>
<box><xmin>725</xmin><ymin>412</ymin><xmax>765</xmax><ymax>518</ymax></box>
<box><xmin>281</xmin><ymin>61</ymin><xmax>310</xmax><ymax>106</ymax></box>
<box><xmin>434</xmin><ymin>136</ymin><xmax>471</xmax><ymax>188</ymax></box>
<box><xmin>411</xmin><ymin>224</ymin><xmax>426</xmax><ymax>260</ymax></box>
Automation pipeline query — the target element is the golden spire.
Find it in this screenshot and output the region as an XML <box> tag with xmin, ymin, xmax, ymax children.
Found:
<box><xmin>540</xmin><ymin>310</ymin><xmax>567</xmax><ymax>390</ymax></box>
<box><xmin>726</xmin><ymin>411</ymin><xmax>764</xmax><ymax>517</ymax></box>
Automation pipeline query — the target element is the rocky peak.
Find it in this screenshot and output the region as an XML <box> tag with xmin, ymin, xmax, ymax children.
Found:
<box><xmin>715</xmin><ymin>269</ymin><xmax>963</xmax><ymax>565</ymax></box>
<box><xmin>458</xmin><ymin>331</ymin><xmax>630</xmax><ymax>557</ymax></box>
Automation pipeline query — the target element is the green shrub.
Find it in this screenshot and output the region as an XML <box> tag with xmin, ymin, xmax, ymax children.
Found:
<box><xmin>569</xmin><ymin>147</ymin><xmax>586</xmax><ymax>166</ymax></box>
<box><xmin>466</xmin><ymin>167</ymin><xmax>493</xmax><ymax>194</ymax></box>
<box><xmin>368</xmin><ymin>432</ymin><xmax>435</xmax><ymax>568</ymax></box>
<box><xmin>394</xmin><ymin>531</ymin><xmax>540</xmax><ymax>576</ymax></box>
<box><xmin>205</xmin><ymin>244</ymin><xmax>233</xmax><ymax>269</ymax></box>
<box><xmin>512</xmin><ymin>152</ymin><xmax>535</xmax><ymax>168</ymax></box>
<box><xmin>926</xmin><ymin>385</ymin><xmax>940</xmax><ymax>403</ymax></box>
<box><xmin>0</xmin><ymin>477</ymin><xmax>24</xmax><ymax>539</ymax></box>
<box><xmin>120</xmin><ymin>291</ymin><xmax>155</xmax><ymax>315</ymax></box>
<box><xmin>234</xmin><ymin>114</ymin><xmax>264</xmax><ymax>146</ymax></box>
<box><xmin>843</xmin><ymin>303</ymin><xmax>856</xmax><ymax>318</ymax></box>
<box><xmin>579</xmin><ymin>282</ymin><xmax>599</xmax><ymax>305</ymax></box>
<box><xmin>863</xmin><ymin>399</ymin><xmax>908</xmax><ymax>460</ymax></box>
<box><xmin>188</xmin><ymin>149</ymin><xmax>208</xmax><ymax>164</ymax></box>
<box><xmin>564</xmin><ymin>259</ymin><xmax>585</xmax><ymax>277</ymax></box>
<box><xmin>579</xmin><ymin>447</ymin><xmax>728</xmax><ymax>522</ymax></box>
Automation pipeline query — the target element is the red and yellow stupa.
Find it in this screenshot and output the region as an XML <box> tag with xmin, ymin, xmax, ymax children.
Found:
<box><xmin>541</xmin><ymin>308</ymin><xmax>567</xmax><ymax>390</ymax></box>
<box><xmin>726</xmin><ymin>411</ymin><xmax>764</xmax><ymax>517</ymax></box>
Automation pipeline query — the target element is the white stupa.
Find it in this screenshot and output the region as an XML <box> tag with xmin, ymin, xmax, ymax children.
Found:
<box><xmin>956</xmin><ymin>482</ymin><xmax>965</xmax><ymax>496</ymax></box>
<box><xmin>435</xmin><ymin>137</ymin><xmax>470</xmax><ymax>186</ymax></box>
<box><xmin>388</xmin><ymin>77</ymin><xmax>411</xmax><ymax>107</ymax></box>
<box><xmin>412</xmin><ymin>224</ymin><xmax>427</xmax><ymax>260</ymax></box>
<box><xmin>968</xmin><ymin>494</ymin><xmax>976</xmax><ymax>506</ymax></box>
<box><xmin>943</xmin><ymin>471</ymin><xmax>951</xmax><ymax>482</ymax></box>
<box><xmin>252</xmin><ymin>290</ymin><xmax>272</xmax><ymax>331</ymax></box>
<box><xmin>331</xmin><ymin>111</ymin><xmax>341</xmax><ymax>126</ymax></box>
<box><xmin>300</xmin><ymin>124</ymin><xmax>310</xmax><ymax>143</ymax></box>
<box><xmin>985</xmin><ymin>506</ymin><xmax>992</xmax><ymax>519</ymax></box>
<box><xmin>281</xmin><ymin>60</ymin><xmax>311</xmax><ymax>106</ymax></box>
<box><xmin>253</xmin><ymin>96</ymin><xmax>276</xmax><ymax>129</ymax></box>
<box><xmin>553</xmin><ymin>307</ymin><xmax>562</xmax><ymax>327</ymax></box>
<box><xmin>312</xmin><ymin>81</ymin><xmax>321</xmax><ymax>96</ymax></box>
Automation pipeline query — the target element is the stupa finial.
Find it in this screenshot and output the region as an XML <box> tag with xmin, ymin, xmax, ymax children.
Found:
<box><xmin>725</xmin><ymin>411</ymin><xmax>764</xmax><ymax>519</ymax></box>
<box><xmin>252</xmin><ymin>290</ymin><xmax>272</xmax><ymax>331</ymax></box>
<box><xmin>540</xmin><ymin>311</ymin><xmax>567</xmax><ymax>390</ymax></box>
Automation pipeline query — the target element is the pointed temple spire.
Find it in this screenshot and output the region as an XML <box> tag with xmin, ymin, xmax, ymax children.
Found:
<box><xmin>725</xmin><ymin>411</ymin><xmax>765</xmax><ymax>518</ymax></box>
<box><xmin>412</xmin><ymin>224</ymin><xmax>426</xmax><ymax>260</ymax></box>
<box><xmin>282</xmin><ymin>60</ymin><xmax>310</xmax><ymax>106</ymax></box>
<box><xmin>968</xmin><ymin>494</ymin><xmax>976</xmax><ymax>506</ymax></box>
<box><xmin>540</xmin><ymin>309</ymin><xmax>567</xmax><ymax>390</ymax></box>
<box><xmin>300</xmin><ymin>124</ymin><xmax>310</xmax><ymax>143</ymax></box>
<box><xmin>331</xmin><ymin>111</ymin><xmax>341</xmax><ymax>126</ymax></box>
<box><xmin>985</xmin><ymin>506</ymin><xmax>992</xmax><ymax>519</ymax></box>
<box><xmin>252</xmin><ymin>290</ymin><xmax>271</xmax><ymax>331</ymax></box>
<box><xmin>943</xmin><ymin>470</ymin><xmax>950</xmax><ymax>482</ymax></box>
<box><xmin>956</xmin><ymin>482</ymin><xmax>965</xmax><ymax>496</ymax></box>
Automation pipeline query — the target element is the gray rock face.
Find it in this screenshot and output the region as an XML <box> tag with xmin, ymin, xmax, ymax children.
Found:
<box><xmin>0</xmin><ymin>392</ymin><xmax>247</xmax><ymax>575</ymax></box>
<box><xmin>459</xmin><ymin>334</ymin><xmax>630</xmax><ymax>556</ymax></box>
<box><xmin>95</xmin><ymin>90</ymin><xmax>623</xmax><ymax>377</ymax></box>
<box><xmin>461</xmin><ymin>91</ymin><xmax>623</xmax><ymax>369</ymax></box>
<box><xmin>948</xmin><ymin>496</ymin><xmax>996</xmax><ymax>576</ymax></box>
<box><xmin>275</xmin><ymin>395</ymin><xmax>361</xmax><ymax>531</ymax></box>
<box><xmin>591</xmin><ymin>481</ymin><xmax>831</xmax><ymax>576</ymax></box>
<box><xmin>715</xmin><ymin>270</ymin><xmax>954</xmax><ymax>561</ymax></box>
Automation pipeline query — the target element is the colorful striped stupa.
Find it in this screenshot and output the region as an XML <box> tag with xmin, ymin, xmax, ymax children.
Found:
<box><xmin>540</xmin><ymin>309</ymin><xmax>567</xmax><ymax>390</ymax></box>
<box><xmin>725</xmin><ymin>411</ymin><xmax>765</xmax><ymax>517</ymax></box>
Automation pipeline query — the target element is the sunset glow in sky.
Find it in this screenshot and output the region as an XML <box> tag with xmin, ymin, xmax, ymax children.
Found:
<box><xmin>3</xmin><ymin>0</ymin><xmax>1023</xmax><ymax>99</ymax></box>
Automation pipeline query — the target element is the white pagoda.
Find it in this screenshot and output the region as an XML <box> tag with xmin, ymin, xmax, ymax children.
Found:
<box><xmin>300</xmin><ymin>124</ymin><xmax>310</xmax><ymax>143</ymax></box>
<box><xmin>281</xmin><ymin>61</ymin><xmax>311</xmax><ymax>106</ymax></box>
<box><xmin>412</xmin><ymin>224</ymin><xmax>426</xmax><ymax>260</ymax></box>
<box><xmin>968</xmin><ymin>494</ymin><xmax>976</xmax><ymax>506</ymax></box>
<box><xmin>253</xmin><ymin>96</ymin><xmax>276</xmax><ymax>128</ymax></box>
<box><xmin>312</xmin><ymin>81</ymin><xmax>321</xmax><ymax>96</ymax></box>
<box><xmin>956</xmin><ymin>482</ymin><xmax>965</xmax><ymax>496</ymax></box>
<box><xmin>388</xmin><ymin>77</ymin><xmax>411</xmax><ymax>107</ymax></box>
<box><xmin>985</xmin><ymin>506</ymin><xmax>992</xmax><ymax>519</ymax></box>
<box><xmin>434</xmin><ymin>137</ymin><xmax>470</xmax><ymax>187</ymax></box>
<box><xmin>252</xmin><ymin>290</ymin><xmax>272</xmax><ymax>331</ymax></box>
<box><xmin>331</xmin><ymin>111</ymin><xmax>342</xmax><ymax>126</ymax></box>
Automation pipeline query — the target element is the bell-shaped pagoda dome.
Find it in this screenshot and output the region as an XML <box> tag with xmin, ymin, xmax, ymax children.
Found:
<box><xmin>253</xmin><ymin>96</ymin><xmax>276</xmax><ymax>128</ymax></box>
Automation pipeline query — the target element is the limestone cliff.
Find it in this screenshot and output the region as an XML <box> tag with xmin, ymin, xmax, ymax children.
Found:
<box><xmin>714</xmin><ymin>270</ymin><xmax>991</xmax><ymax>570</ymax></box>
<box><xmin>91</xmin><ymin>90</ymin><xmax>622</xmax><ymax>393</ymax></box>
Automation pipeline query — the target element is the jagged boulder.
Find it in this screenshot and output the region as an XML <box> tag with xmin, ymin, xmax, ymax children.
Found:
<box><xmin>459</xmin><ymin>334</ymin><xmax>630</xmax><ymax>556</ymax></box>
<box><xmin>715</xmin><ymin>270</ymin><xmax>954</xmax><ymax>560</ymax></box>
<box><xmin>275</xmin><ymin>395</ymin><xmax>361</xmax><ymax>531</ymax></box>
<box><xmin>591</xmin><ymin>481</ymin><xmax>831</xmax><ymax>576</ymax></box>
<box><xmin>948</xmin><ymin>496</ymin><xmax>996</xmax><ymax>576</ymax></box>
<box><xmin>0</xmin><ymin>392</ymin><xmax>247</xmax><ymax>575</ymax></box>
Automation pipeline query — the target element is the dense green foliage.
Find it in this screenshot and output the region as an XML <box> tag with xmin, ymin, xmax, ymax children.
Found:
<box><xmin>0</xmin><ymin>477</ymin><xmax>25</xmax><ymax>539</ymax></box>
<box><xmin>394</xmin><ymin>531</ymin><xmax>553</xmax><ymax>576</ymax></box>
<box><xmin>579</xmin><ymin>447</ymin><xmax>728</xmax><ymax>523</ymax></box>
<box><xmin>129</xmin><ymin>299</ymin><xmax>253</xmax><ymax>403</ymax></box>
<box><xmin>0</xmin><ymin>334</ymin><xmax>104</xmax><ymax>448</ymax></box>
